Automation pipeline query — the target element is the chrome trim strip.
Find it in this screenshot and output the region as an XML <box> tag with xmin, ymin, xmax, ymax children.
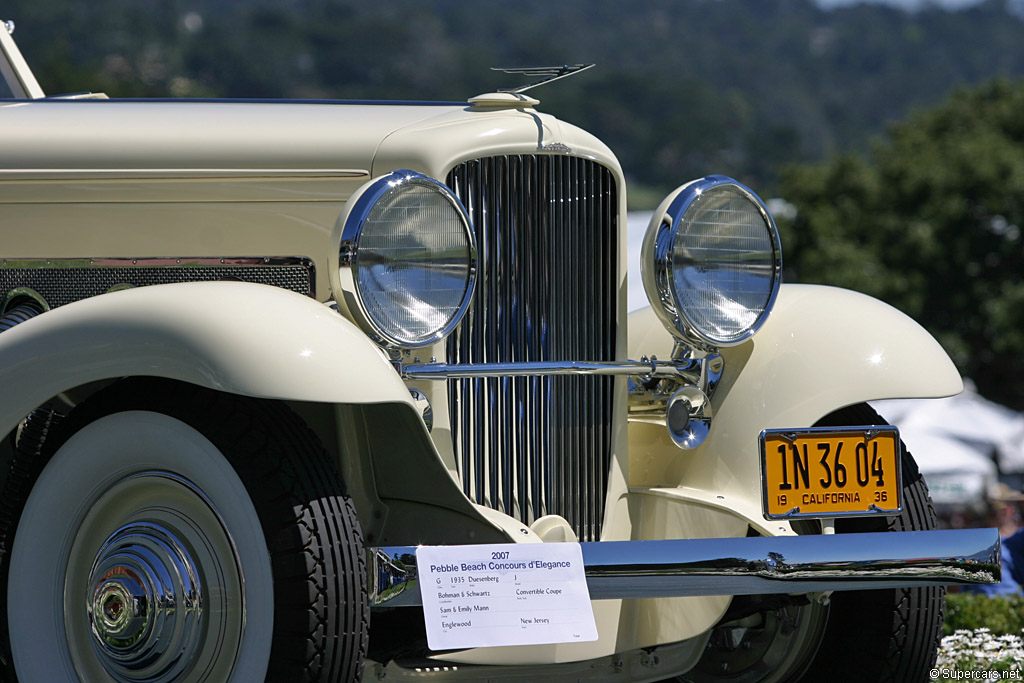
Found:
<box><xmin>401</xmin><ymin>358</ymin><xmax>698</xmax><ymax>381</ymax></box>
<box><xmin>0</xmin><ymin>256</ymin><xmax>315</xmax><ymax>269</ymax></box>
<box><xmin>368</xmin><ymin>527</ymin><xmax>1000</xmax><ymax>608</ymax></box>
<box><xmin>8</xmin><ymin>98</ymin><xmax>465</xmax><ymax>106</ymax></box>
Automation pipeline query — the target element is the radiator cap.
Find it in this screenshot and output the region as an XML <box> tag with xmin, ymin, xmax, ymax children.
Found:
<box><xmin>468</xmin><ymin>92</ymin><xmax>540</xmax><ymax>109</ymax></box>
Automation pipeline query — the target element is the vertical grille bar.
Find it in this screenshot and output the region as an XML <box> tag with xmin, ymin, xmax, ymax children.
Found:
<box><xmin>446</xmin><ymin>155</ymin><xmax>617</xmax><ymax>542</ymax></box>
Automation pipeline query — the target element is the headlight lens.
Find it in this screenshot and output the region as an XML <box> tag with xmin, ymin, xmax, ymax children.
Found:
<box><xmin>334</xmin><ymin>170</ymin><xmax>476</xmax><ymax>348</ymax></box>
<box><xmin>641</xmin><ymin>175</ymin><xmax>782</xmax><ymax>347</ymax></box>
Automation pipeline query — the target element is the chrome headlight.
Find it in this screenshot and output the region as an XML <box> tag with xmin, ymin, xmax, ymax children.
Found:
<box><xmin>641</xmin><ymin>175</ymin><xmax>782</xmax><ymax>348</ymax></box>
<box><xmin>332</xmin><ymin>170</ymin><xmax>476</xmax><ymax>348</ymax></box>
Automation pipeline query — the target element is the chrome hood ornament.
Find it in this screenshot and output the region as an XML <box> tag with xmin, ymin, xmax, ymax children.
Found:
<box><xmin>492</xmin><ymin>64</ymin><xmax>595</xmax><ymax>94</ymax></box>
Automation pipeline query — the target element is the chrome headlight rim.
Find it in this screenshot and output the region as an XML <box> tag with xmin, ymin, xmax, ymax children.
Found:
<box><xmin>642</xmin><ymin>175</ymin><xmax>783</xmax><ymax>349</ymax></box>
<box><xmin>336</xmin><ymin>169</ymin><xmax>477</xmax><ymax>349</ymax></box>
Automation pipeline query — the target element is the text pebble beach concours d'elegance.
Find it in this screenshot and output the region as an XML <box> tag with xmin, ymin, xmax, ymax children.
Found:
<box><xmin>429</xmin><ymin>560</ymin><xmax>573</xmax><ymax>573</ymax></box>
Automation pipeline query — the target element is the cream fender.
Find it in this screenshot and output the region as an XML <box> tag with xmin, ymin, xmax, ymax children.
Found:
<box><xmin>627</xmin><ymin>282</ymin><xmax>962</xmax><ymax>535</ymax></box>
<box><xmin>0</xmin><ymin>281</ymin><xmax>414</xmax><ymax>439</ymax></box>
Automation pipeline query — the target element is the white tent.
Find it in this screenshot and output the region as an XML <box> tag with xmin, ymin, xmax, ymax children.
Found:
<box><xmin>875</xmin><ymin>388</ymin><xmax>1024</xmax><ymax>475</ymax></box>
<box><xmin>890</xmin><ymin>426</ymin><xmax>998</xmax><ymax>512</ymax></box>
<box><xmin>626</xmin><ymin>212</ymin><xmax>651</xmax><ymax>313</ymax></box>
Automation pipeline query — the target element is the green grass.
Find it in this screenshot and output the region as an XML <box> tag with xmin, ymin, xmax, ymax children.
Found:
<box><xmin>944</xmin><ymin>591</ymin><xmax>1024</xmax><ymax>636</ymax></box>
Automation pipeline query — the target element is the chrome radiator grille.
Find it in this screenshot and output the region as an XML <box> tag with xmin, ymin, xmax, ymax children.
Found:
<box><xmin>445</xmin><ymin>155</ymin><xmax>617</xmax><ymax>542</ymax></box>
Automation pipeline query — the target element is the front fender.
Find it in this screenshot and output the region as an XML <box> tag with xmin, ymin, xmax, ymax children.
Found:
<box><xmin>628</xmin><ymin>283</ymin><xmax>962</xmax><ymax>534</ymax></box>
<box><xmin>0</xmin><ymin>281</ymin><xmax>413</xmax><ymax>437</ymax></box>
<box><xmin>716</xmin><ymin>282</ymin><xmax>962</xmax><ymax>425</ymax></box>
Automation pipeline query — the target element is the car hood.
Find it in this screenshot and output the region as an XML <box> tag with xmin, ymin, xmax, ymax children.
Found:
<box><xmin>0</xmin><ymin>99</ymin><xmax>467</xmax><ymax>174</ymax></box>
<box><xmin>0</xmin><ymin>97</ymin><xmax>620</xmax><ymax>184</ymax></box>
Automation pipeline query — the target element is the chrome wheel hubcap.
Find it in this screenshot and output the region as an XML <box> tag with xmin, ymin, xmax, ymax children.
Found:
<box><xmin>65</xmin><ymin>471</ymin><xmax>245</xmax><ymax>682</ymax></box>
<box><xmin>88</xmin><ymin>522</ymin><xmax>204</xmax><ymax>679</ymax></box>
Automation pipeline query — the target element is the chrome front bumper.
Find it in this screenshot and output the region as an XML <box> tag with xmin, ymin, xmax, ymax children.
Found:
<box><xmin>369</xmin><ymin>527</ymin><xmax>999</xmax><ymax>608</ymax></box>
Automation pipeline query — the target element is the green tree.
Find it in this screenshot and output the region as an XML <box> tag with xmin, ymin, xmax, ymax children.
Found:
<box><xmin>778</xmin><ymin>78</ymin><xmax>1024</xmax><ymax>409</ymax></box>
<box><xmin>10</xmin><ymin>0</ymin><xmax>1024</xmax><ymax>197</ymax></box>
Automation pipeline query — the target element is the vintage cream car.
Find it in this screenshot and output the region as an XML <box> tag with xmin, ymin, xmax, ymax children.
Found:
<box><xmin>0</xmin><ymin>21</ymin><xmax>1000</xmax><ymax>683</ymax></box>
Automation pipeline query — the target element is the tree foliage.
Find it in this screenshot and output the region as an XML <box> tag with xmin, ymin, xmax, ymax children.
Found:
<box><xmin>6</xmin><ymin>0</ymin><xmax>1024</xmax><ymax>199</ymax></box>
<box><xmin>778</xmin><ymin>78</ymin><xmax>1024</xmax><ymax>408</ymax></box>
<box><xmin>944</xmin><ymin>591</ymin><xmax>1024</xmax><ymax>636</ymax></box>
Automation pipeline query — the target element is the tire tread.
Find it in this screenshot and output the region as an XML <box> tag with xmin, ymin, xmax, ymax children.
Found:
<box><xmin>801</xmin><ymin>403</ymin><xmax>944</xmax><ymax>683</ymax></box>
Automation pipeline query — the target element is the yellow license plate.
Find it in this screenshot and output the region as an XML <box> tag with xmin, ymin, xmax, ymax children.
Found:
<box><xmin>760</xmin><ymin>427</ymin><xmax>902</xmax><ymax>519</ymax></box>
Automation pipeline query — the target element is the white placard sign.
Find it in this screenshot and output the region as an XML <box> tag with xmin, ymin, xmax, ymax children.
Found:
<box><xmin>416</xmin><ymin>542</ymin><xmax>598</xmax><ymax>650</ymax></box>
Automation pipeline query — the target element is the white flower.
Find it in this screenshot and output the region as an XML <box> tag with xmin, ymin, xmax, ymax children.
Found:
<box><xmin>934</xmin><ymin>628</ymin><xmax>1024</xmax><ymax>675</ymax></box>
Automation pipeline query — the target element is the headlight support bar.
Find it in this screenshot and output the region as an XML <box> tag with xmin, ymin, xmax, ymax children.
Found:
<box><xmin>399</xmin><ymin>357</ymin><xmax>697</xmax><ymax>382</ymax></box>
<box><xmin>399</xmin><ymin>346</ymin><xmax>722</xmax><ymax>449</ymax></box>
